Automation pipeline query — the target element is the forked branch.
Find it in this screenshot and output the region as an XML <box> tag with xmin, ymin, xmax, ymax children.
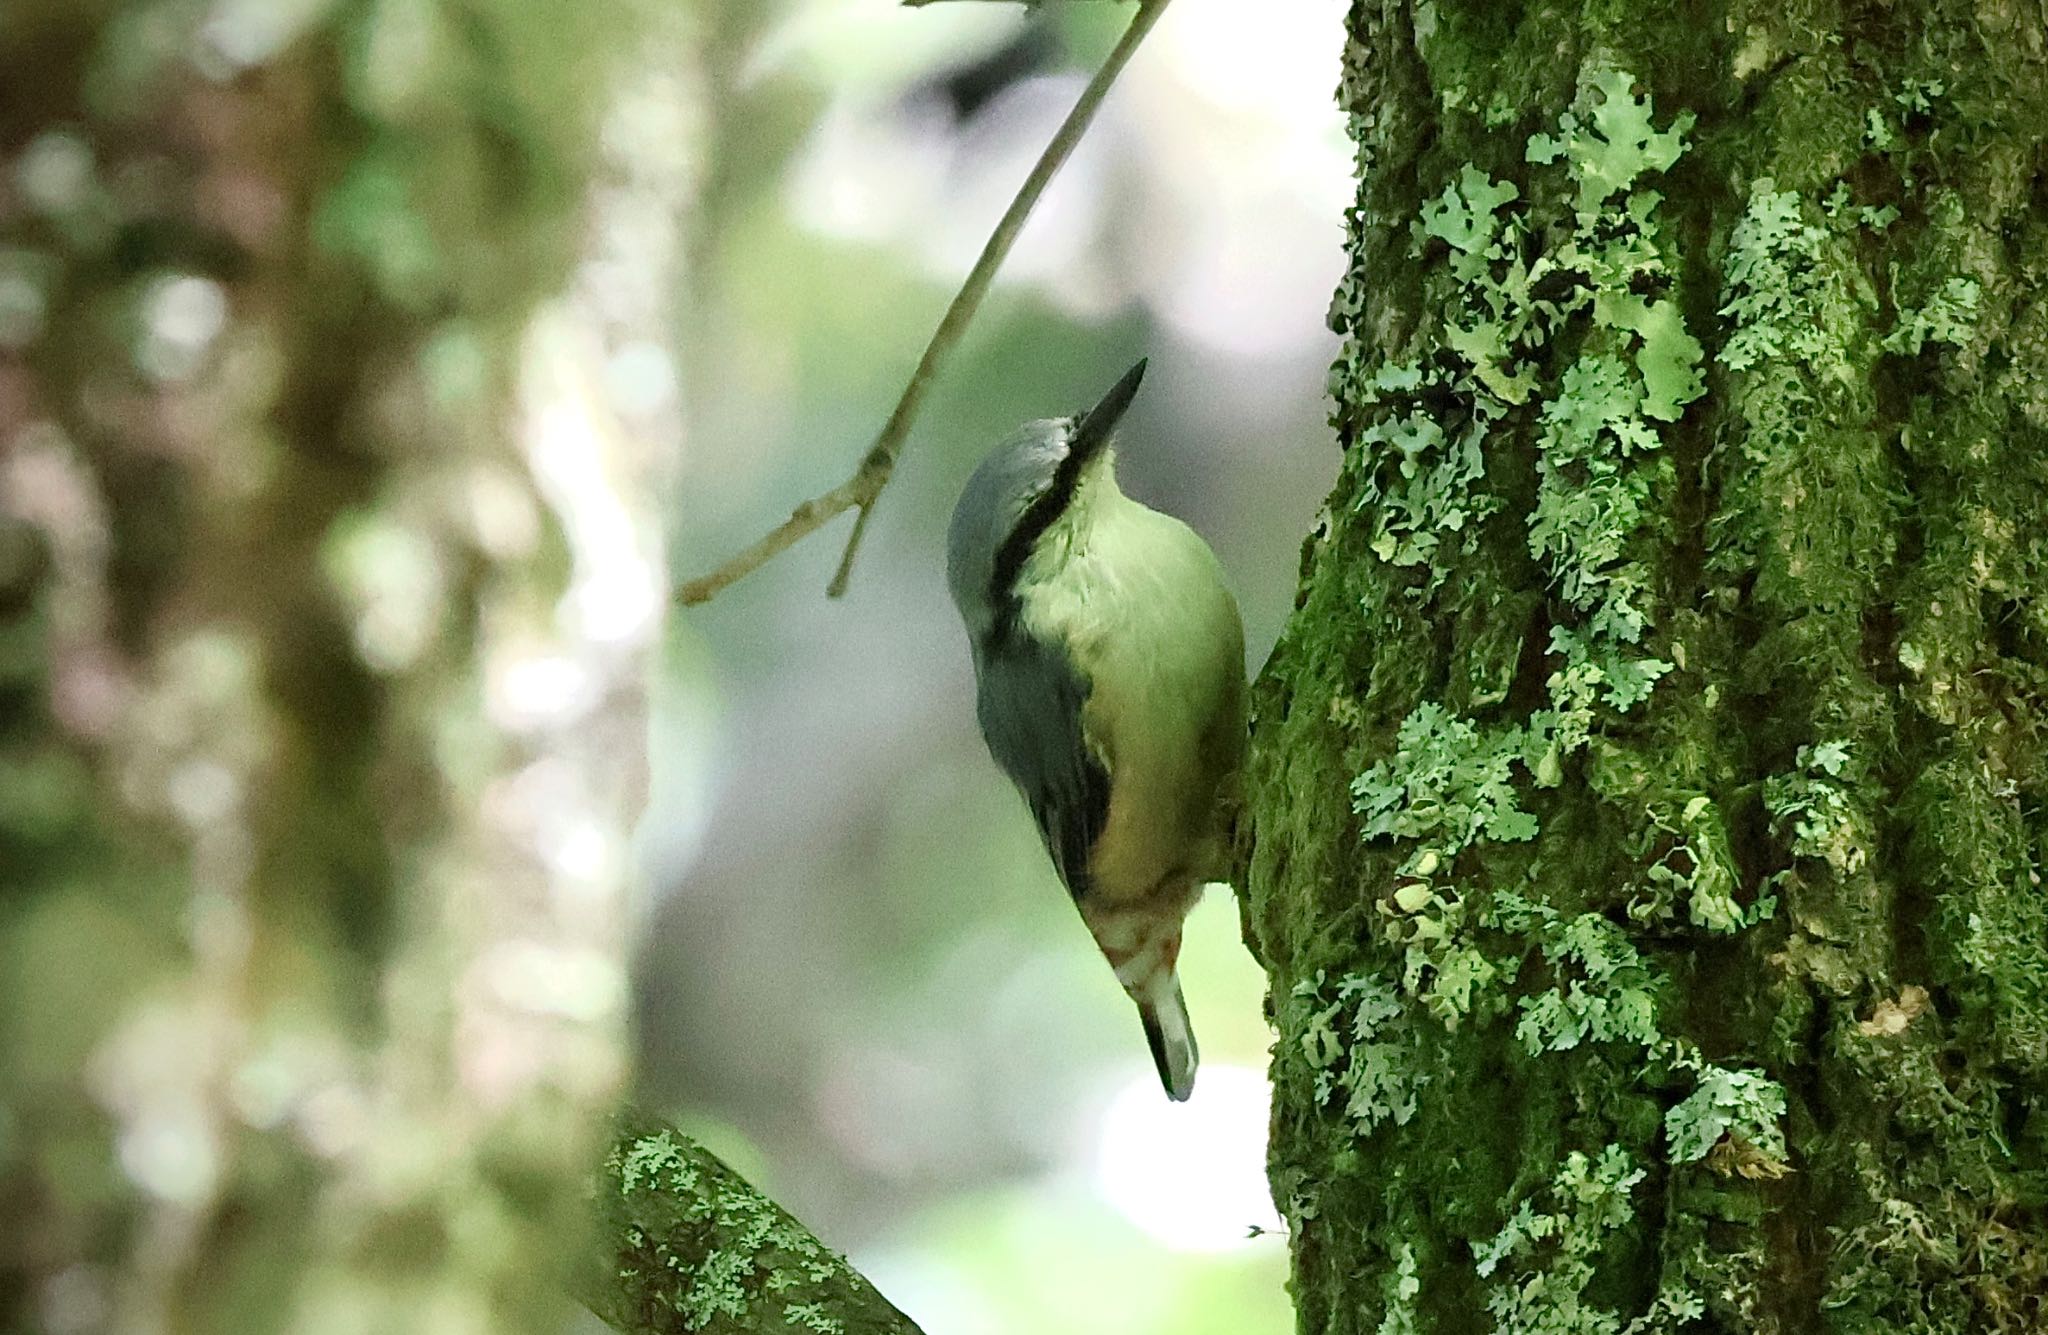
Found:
<box><xmin>675</xmin><ymin>0</ymin><xmax>1172</xmax><ymax>606</ymax></box>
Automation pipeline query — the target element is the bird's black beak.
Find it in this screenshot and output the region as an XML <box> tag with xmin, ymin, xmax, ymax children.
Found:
<box><xmin>1069</xmin><ymin>358</ymin><xmax>1146</xmax><ymax>465</ymax></box>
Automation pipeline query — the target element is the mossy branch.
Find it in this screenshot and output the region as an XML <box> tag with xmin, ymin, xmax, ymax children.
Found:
<box><xmin>675</xmin><ymin>0</ymin><xmax>1172</xmax><ymax>606</ymax></box>
<box><xmin>581</xmin><ymin>1114</ymin><xmax>925</xmax><ymax>1335</ymax></box>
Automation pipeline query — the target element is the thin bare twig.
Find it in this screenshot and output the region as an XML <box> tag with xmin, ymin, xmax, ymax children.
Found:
<box><xmin>676</xmin><ymin>0</ymin><xmax>1173</xmax><ymax>607</ymax></box>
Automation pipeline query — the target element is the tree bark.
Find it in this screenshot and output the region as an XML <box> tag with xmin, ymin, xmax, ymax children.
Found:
<box><xmin>1244</xmin><ymin>2</ymin><xmax>2048</xmax><ymax>1332</ymax></box>
<box><xmin>0</xmin><ymin>5</ymin><xmax>653</xmax><ymax>1330</ymax></box>
<box><xmin>581</xmin><ymin>1116</ymin><xmax>926</xmax><ymax>1335</ymax></box>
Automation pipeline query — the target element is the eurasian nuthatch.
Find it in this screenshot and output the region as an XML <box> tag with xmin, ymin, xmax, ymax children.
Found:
<box><xmin>946</xmin><ymin>360</ymin><xmax>1246</xmax><ymax>1100</ymax></box>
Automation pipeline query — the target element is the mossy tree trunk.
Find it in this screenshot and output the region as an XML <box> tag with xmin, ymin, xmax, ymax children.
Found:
<box><xmin>0</xmin><ymin>5</ymin><xmax>656</xmax><ymax>1330</ymax></box>
<box><xmin>1244</xmin><ymin>2</ymin><xmax>2048</xmax><ymax>1331</ymax></box>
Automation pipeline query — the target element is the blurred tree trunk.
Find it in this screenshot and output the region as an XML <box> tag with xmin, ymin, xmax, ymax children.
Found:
<box><xmin>0</xmin><ymin>4</ymin><xmax>658</xmax><ymax>1331</ymax></box>
<box><xmin>1244</xmin><ymin>3</ymin><xmax>2048</xmax><ymax>1331</ymax></box>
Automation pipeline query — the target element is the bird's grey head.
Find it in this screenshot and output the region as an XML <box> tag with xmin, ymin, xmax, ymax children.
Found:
<box><xmin>945</xmin><ymin>359</ymin><xmax>1146</xmax><ymax>642</ymax></box>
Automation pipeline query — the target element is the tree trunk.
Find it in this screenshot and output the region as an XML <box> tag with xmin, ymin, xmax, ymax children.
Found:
<box><xmin>1</xmin><ymin>6</ymin><xmax>654</xmax><ymax>1330</ymax></box>
<box><xmin>1244</xmin><ymin>3</ymin><xmax>2048</xmax><ymax>1332</ymax></box>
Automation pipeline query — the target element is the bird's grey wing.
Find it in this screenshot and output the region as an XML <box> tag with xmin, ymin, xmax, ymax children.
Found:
<box><xmin>973</xmin><ymin>635</ymin><xmax>1110</xmax><ymax>899</ymax></box>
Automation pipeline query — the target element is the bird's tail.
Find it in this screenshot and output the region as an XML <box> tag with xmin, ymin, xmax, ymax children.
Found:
<box><xmin>1135</xmin><ymin>972</ymin><xmax>1199</xmax><ymax>1102</ymax></box>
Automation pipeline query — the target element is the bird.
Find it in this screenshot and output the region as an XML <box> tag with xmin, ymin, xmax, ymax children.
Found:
<box><xmin>945</xmin><ymin>359</ymin><xmax>1246</xmax><ymax>1101</ymax></box>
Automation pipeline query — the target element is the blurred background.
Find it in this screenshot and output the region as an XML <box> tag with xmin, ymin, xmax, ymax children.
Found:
<box><xmin>641</xmin><ymin>3</ymin><xmax>1348</xmax><ymax>1331</ymax></box>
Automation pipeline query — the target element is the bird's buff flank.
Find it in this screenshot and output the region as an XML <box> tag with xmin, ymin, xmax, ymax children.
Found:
<box><xmin>945</xmin><ymin>361</ymin><xmax>1246</xmax><ymax>1100</ymax></box>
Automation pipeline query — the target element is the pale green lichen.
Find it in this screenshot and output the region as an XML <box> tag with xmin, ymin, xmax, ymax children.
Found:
<box><xmin>1347</xmin><ymin>65</ymin><xmax>1698</xmax><ymax>892</ymax></box>
<box><xmin>1330</xmin><ymin>73</ymin><xmax>1765</xmax><ymax>1185</ymax></box>
<box><xmin>1347</xmin><ymin>64</ymin><xmax>1705</xmax><ymax>620</ymax></box>
<box><xmin>781</xmin><ymin>1301</ymin><xmax>843</xmax><ymax>1335</ymax></box>
<box><xmin>1387</xmin><ymin>887</ymin><xmax>1515</xmax><ymax>1024</ymax></box>
<box><xmin>600</xmin><ymin>1126</ymin><xmax>903</xmax><ymax>1334</ymax></box>
<box><xmin>1882</xmin><ymin>274</ymin><xmax>1981</xmax><ymax>355</ymax></box>
<box><xmin>1487</xmin><ymin>897</ymin><xmax>1661</xmax><ymax>1057</ymax></box>
<box><xmin>1348</xmin><ymin>359</ymin><xmax>1502</xmax><ymax>574</ymax></box>
<box><xmin>1718</xmin><ymin>182</ymin><xmax>1864</xmax><ymax>379</ymax></box>
<box><xmin>1302</xmin><ymin>883</ymin><xmax>1791</xmax><ymax>1169</ymax></box>
<box><xmin>1375</xmin><ymin>1242</ymin><xmax>1423</xmax><ymax>1335</ymax></box>
<box><xmin>1473</xmin><ymin>1146</ymin><xmax>1645</xmax><ymax>1334</ymax></box>
<box><xmin>617</xmin><ymin>1130</ymin><xmax>696</xmax><ymax>1196</ymax></box>
<box><xmin>1627</xmin><ymin>794</ymin><xmax>1770</xmax><ymax>934</ymax></box>
<box><xmin>1293</xmin><ymin>971</ymin><xmax>1424</xmax><ymax>1131</ymax></box>
<box><xmin>1525</xmin><ymin>66</ymin><xmax>1692</xmax><ymax>222</ymax></box>
<box><xmin>677</xmin><ymin>1248</ymin><xmax>755</xmax><ymax>1329</ymax></box>
<box><xmin>1662</xmin><ymin>1064</ymin><xmax>1788</xmax><ymax>1167</ymax></box>
<box><xmin>1267</xmin><ymin>4</ymin><xmax>2048</xmax><ymax>1330</ymax></box>
<box><xmin>1351</xmin><ymin>703</ymin><xmax>1537</xmax><ymax>851</ymax></box>
<box><xmin>1763</xmin><ymin>740</ymin><xmax>1865</xmax><ymax>876</ymax></box>
<box><xmin>1528</xmin><ymin>362</ymin><xmax>1673</xmax><ymax>646</ymax></box>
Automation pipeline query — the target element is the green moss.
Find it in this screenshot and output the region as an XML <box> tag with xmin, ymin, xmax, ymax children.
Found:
<box><xmin>594</xmin><ymin>1121</ymin><xmax>919</xmax><ymax>1335</ymax></box>
<box><xmin>1257</xmin><ymin>4</ymin><xmax>2048</xmax><ymax>1329</ymax></box>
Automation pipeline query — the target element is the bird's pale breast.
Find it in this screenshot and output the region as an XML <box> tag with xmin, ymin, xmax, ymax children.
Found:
<box><xmin>1018</xmin><ymin>489</ymin><xmax>1245</xmax><ymax>907</ymax></box>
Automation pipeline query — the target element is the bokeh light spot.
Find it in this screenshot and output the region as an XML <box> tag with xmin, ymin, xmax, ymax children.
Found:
<box><xmin>1092</xmin><ymin>1063</ymin><xmax>1282</xmax><ymax>1253</ymax></box>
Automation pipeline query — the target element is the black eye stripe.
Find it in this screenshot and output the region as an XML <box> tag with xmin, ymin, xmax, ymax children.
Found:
<box><xmin>985</xmin><ymin>422</ymin><xmax>1088</xmax><ymax>640</ymax></box>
